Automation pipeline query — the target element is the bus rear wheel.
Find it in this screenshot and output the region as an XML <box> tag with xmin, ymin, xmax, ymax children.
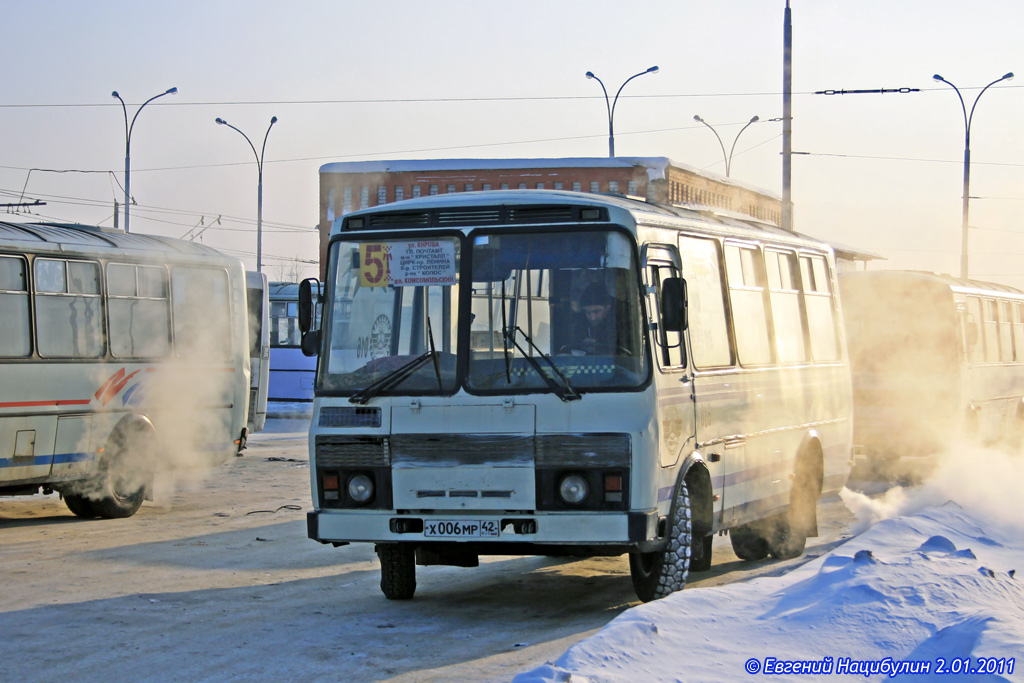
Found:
<box><xmin>377</xmin><ymin>543</ymin><xmax>416</xmax><ymax>600</ymax></box>
<box><xmin>629</xmin><ymin>480</ymin><xmax>693</xmax><ymax>602</ymax></box>
<box><xmin>62</xmin><ymin>492</ymin><xmax>98</xmax><ymax>519</ymax></box>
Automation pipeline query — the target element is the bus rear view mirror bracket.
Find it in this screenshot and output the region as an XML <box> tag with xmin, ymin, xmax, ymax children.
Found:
<box><xmin>660</xmin><ymin>277</ymin><xmax>688</xmax><ymax>332</ymax></box>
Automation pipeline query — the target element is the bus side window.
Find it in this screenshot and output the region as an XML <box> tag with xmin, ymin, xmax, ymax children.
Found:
<box><xmin>965</xmin><ymin>297</ymin><xmax>984</xmax><ymax>364</ymax></box>
<box><xmin>725</xmin><ymin>244</ymin><xmax>772</xmax><ymax>366</ymax></box>
<box><xmin>999</xmin><ymin>301</ymin><xmax>1013</xmax><ymax>363</ymax></box>
<box><xmin>34</xmin><ymin>258</ymin><xmax>105</xmax><ymax>358</ymax></box>
<box><xmin>0</xmin><ymin>256</ymin><xmax>31</xmax><ymax>357</ymax></box>
<box><xmin>644</xmin><ymin>256</ymin><xmax>685</xmax><ymax>369</ymax></box>
<box><xmin>983</xmin><ymin>299</ymin><xmax>1000</xmax><ymax>363</ymax></box>
<box><xmin>108</xmin><ymin>263</ymin><xmax>171</xmax><ymax>358</ymax></box>
<box><xmin>1014</xmin><ymin>303</ymin><xmax>1024</xmax><ymax>361</ymax></box>
<box><xmin>679</xmin><ymin>236</ymin><xmax>732</xmax><ymax>368</ymax></box>
<box><xmin>766</xmin><ymin>250</ymin><xmax>807</xmax><ymax>363</ymax></box>
<box><xmin>798</xmin><ymin>254</ymin><xmax>839</xmax><ymax>361</ymax></box>
<box><xmin>171</xmin><ymin>267</ymin><xmax>231</xmax><ymax>361</ymax></box>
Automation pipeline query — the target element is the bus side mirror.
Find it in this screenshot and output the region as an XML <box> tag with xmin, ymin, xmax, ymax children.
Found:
<box><xmin>301</xmin><ymin>330</ymin><xmax>320</xmax><ymax>357</ymax></box>
<box><xmin>660</xmin><ymin>277</ymin><xmax>688</xmax><ymax>332</ymax></box>
<box><xmin>298</xmin><ymin>278</ymin><xmax>320</xmax><ymax>334</ymax></box>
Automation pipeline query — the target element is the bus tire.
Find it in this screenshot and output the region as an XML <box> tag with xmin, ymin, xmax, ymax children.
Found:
<box><xmin>628</xmin><ymin>479</ymin><xmax>692</xmax><ymax>602</ymax></box>
<box><xmin>377</xmin><ymin>543</ymin><xmax>416</xmax><ymax>600</ymax></box>
<box><xmin>62</xmin><ymin>492</ymin><xmax>98</xmax><ymax>519</ymax></box>
<box><xmin>767</xmin><ymin>450</ymin><xmax>822</xmax><ymax>560</ymax></box>
<box><xmin>90</xmin><ymin>425</ymin><xmax>150</xmax><ymax>519</ymax></box>
<box><xmin>729</xmin><ymin>524</ymin><xmax>769</xmax><ymax>561</ymax></box>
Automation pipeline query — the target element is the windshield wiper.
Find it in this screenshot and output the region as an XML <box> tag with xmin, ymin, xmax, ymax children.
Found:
<box><xmin>501</xmin><ymin>325</ymin><xmax>581</xmax><ymax>402</ymax></box>
<box><xmin>349</xmin><ymin>316</ymin><xmax>443</xmax><ymax>405</ymax></box>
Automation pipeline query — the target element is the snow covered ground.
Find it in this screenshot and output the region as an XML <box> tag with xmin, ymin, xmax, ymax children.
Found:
<box><xmin>516</xmin><ymin>447</ymin><xmax>1024</xmax><ymax>682</ymax></box>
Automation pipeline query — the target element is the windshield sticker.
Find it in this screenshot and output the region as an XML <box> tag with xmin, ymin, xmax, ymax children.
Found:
<box><xmin>368</xmin><ymin>314</ymin><xmax>392</xmax><ymax>360</ymax></box>
<box><xmin>359</xmin><ymin>240</ymin><xmax>456</xmax><ymax>288</ymax></box>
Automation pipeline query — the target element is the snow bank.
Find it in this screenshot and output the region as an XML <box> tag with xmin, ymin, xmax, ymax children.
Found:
<box><xmin>516</xmin><ymin>450</ymin><xmax>1024</xmax><ymax>682</ymax></box>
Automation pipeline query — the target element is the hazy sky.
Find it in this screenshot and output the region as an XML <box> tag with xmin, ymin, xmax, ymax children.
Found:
<box><xmin>1</xmin><ymin>1</ymin><xmax>1020</xmax><ymax>286</ymax></box>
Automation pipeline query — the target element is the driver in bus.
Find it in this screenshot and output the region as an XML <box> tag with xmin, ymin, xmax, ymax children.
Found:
<box><xmin>568</xmin><ymin>283</ymin><xmax>627</xmax><ymax>354</ymax></box>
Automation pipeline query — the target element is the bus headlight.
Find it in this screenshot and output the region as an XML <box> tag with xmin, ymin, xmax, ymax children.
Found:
<box><xmin>558</xmin><ymin>474</ymin><xmax>589</xmax><ymax>505</ymax></box>
<box><xmin>347</xmin><ymin>474</ymin><xmax>374</xmax><ymax>504</ymax></box>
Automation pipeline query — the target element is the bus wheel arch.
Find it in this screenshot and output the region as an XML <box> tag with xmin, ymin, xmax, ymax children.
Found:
<box><xmin>768</xmin><ymin>438</ymin><xmax>824</xmax><ymax>560</ymax></box>
<box><xmin>63</xmin><ymin>416</ymin><xmax>157</xmax><ymax>519</ymax></box>
<box><xmin>629</xmin><ymin>459</ymin><xmax>710</xmax><ymax>601</ymax></box>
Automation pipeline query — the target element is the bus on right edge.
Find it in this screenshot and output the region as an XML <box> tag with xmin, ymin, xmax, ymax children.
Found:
<box><xmin>840</xmin><ymin>270</ymin><xmax>1024</xmax><ymax>467</ymax></box>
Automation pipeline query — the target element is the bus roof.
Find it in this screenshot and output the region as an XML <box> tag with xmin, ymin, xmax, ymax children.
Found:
<box><xmin>331</xmin><ymin>189</ymin><xmax>832</xmax><ymax>254</ymax></box>
<box><xmin>0</xmin><ymin>221</ymin><xmax>237</xmax><ymax>264</ymax></box>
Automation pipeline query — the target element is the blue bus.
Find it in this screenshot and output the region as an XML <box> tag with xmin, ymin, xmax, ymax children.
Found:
<box><xmin>268</xmin><ymin>282</ymin><xmax>316</xmax><ymax>405</ymax></box>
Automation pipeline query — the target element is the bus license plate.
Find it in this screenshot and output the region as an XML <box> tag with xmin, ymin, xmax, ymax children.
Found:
<box><xmin>423</xmin><ymin>519</ymin><xmax>500</xmax><ymax>538</ymax></box>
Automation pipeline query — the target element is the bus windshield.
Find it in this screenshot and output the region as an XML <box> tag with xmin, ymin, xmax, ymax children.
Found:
<box><xmin>321</xmin><ymin>236</ymin><xmax>461</xmax><ymax>394</ymax></box>
<box><xmin>467</xmin><ymin>229</ymin><xmax>647</xmax><ymax>393</ymax></box>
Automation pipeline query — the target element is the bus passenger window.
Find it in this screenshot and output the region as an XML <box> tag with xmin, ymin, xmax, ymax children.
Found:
<box><xmin>799</xmin><ymin>255</ymin><xmax>838</xmax><ymax>361</ymax></box>
<box><xmin>679</xmin><ymin>236</ymin><xmax>731</xmax><ymax>368</ymax></box>
<box><xmin>999</xmin><ymin>301</ymin><xmax>1013</xmax><ymax>363</ymax></box>
<box><xmin>34</xmin><ymin>258</ymin><xmax>105</xmax><ymax>358</ymax></box>
<box><xmin>725</xmin><ymin>244</ymin><xmax>772</xmax><ymax>365</ymax></box>
<box><xmin>983</xmin><ymin>299</ymin><xmax>1000</xmax><ymax>363</ymax></box>
<box><xmin>1014</xmin><ymin>303</ymin><xmax>1024</xmax><ymax>361</ymax></box>
<box><xmin>0</xmin><ymin>256</ymin><xmax>30</xmax><ymax>357</ymax></box>
<box><xmin>108</xmin><ymin>263</ymin><xmax>171</xmax><ymax>358</ymax></box>
<box><xmin>766</xmin><ymin>250</ymin><xmax>807</xmax><ymax>363</ymax></box>
<box><xmin>172</xmin><ymin>267</ymin><xmax>231</xmax><ymax>361</ymax></box>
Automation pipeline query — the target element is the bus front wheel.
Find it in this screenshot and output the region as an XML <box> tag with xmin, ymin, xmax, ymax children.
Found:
<box><xmin>377</xmin><ymin>543</ymin><xmax>416</xmax><ymax>600</ymax></box>
<box><xmin>628</xmin><ymin>480</ymin><xmax>693</xmax><ymax>602</ymax></box>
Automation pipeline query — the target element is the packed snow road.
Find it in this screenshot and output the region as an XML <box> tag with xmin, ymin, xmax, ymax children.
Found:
<box><xmin>0</xmin><ymin>419</ymin><xmax>864</xmax><ymax>682</ymax></box>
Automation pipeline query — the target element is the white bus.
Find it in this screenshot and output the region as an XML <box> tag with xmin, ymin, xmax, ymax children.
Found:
<box><xmin>268</xmin><ymin>281</ymin><xmax>317</xmax><ymax>404</ymax></box>
<box><xmin>840</xmin><ymin>270</ymin><xmax>1024</xmax><ymax>463</ymax></box>
<box><xmin>299</xmin><ymin>191</ymin><xmax>852</xmax><ymax>602</ymax></box>
<box><xmin>0</xmin><ymin>221</ymin><xmax>259</xmax><ymax>518</ymax></box>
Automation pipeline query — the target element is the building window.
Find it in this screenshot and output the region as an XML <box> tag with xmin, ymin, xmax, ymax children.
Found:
<box><xmin>446</xmin><ymin>184</ymin><xmax>456</xmax><ymax>194</ymax></box>
<box><xmin>572</xmin><ymin>182</ymin><xmax>581</xmax><ymax>192</ymax></box>
<box><xmin>343</xmin><ymin>187</ymin><xmax>353</xmax><ymax>214</ymax></box>
<box><xmin>627</xmin><ymin>181</ymin><xmax>638</xmax><ymax>196</ymax></box>
<box><xmin>395</xmin><ymin>186</ymin><xmax>404</xmax><ymax>201</ymax></box>
<box><xmin>464</xmin><ymin>183</ymin><xmax>474</xmax><ymax>192</ymax></box>
<box><xmin>554</xmin><ymin>182</ymin><xmax>563</xmax><ymax>190</ymax></box>
<box><xmin>360</xmin><ymin>186</ymin><xmax>369</xmax><ymax>209</ymax></box>
<box><xmin>608</xmin><ymin>181</ymin><xmax>619</xmax><ymax>193</ymax></box>
<box><xmin>377</xmin><ymin>186</ymin><xmax>387</xmax><ymax>205</ymax></box>
<box><xmin>412</xmin><ymin>185</ymin><xmax>421</xmax><ymax>198</ymax></box>
<box><xmin>429</xmin><ymin>184</ymin><xmax>438</xmax><ymax>196</ymax></box>
<box><xmin>590</xmin><ymin>181</ymin><xmax>600</xmax><ymax>193</ymax></box>
<box><xmin>536</xmin><ymin>182</ymin><xmax>545</xmax><ymax>190</ymax></box>
<box><xmin>500</xmin><ymin>183</ymin><xmax>509</xmax><ymax>190</ymax></box>
<box><xmin>518</xmin><ymin>183</ymin><xmax>527</xmax><ymax>189</ymax></box>
<box><xmin>482</xmin><ymin>183</ymin><xmax>491</xmax><ymax>191</ymax></box>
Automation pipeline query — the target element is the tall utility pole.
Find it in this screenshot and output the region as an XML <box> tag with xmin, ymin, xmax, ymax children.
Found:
<box><xmin>781</xmin><ymin>0</ymin><xmax>793</xmax><ymax>232</ymax></box>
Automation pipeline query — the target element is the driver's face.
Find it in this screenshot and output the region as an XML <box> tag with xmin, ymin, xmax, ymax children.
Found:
<box><xmin>583</xmin><ymin>304</ymin><xmax>610</xmax><ymax>322</ymax></box>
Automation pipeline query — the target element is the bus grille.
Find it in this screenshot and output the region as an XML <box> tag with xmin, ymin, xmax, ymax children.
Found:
<box><xmin>318</xmin><ymin>406</ymin><xmax>382</xmax><ymax>428</ymax></box>
<box><xmin>315</xmin><ymin>436</ymin><xmax>390</xmax><ymax>466</ymax></box>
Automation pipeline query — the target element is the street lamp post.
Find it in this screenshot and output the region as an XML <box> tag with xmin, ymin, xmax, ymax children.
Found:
<box><xmin>932</xmin><ymin>71</ymin><xmax>1014</xmax><ymax>279</ymax></box>
<box><xmin>111</xmin><ymin>87</ymin><xmax>178</xmax><ymax>233</ymax></box>
<box><xmin>693</xmin><ymin>115</ymin><xmax>760</xmax><ymax>177</ymax></box>
<box><xmin>585</xmin><ymin>66</ymin><xmax>659</xmax><ymax>157</ymax></box>
<box><xmin>216</xmin><ymin>116</ymin><xmax>278</xmax><ymax>273</ymax></box>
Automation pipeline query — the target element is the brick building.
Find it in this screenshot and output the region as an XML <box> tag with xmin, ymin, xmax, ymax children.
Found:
<box><xmin>317</xmin><ymin>157</ymin><xmax>784</xmax><ymax>273</ymax></box>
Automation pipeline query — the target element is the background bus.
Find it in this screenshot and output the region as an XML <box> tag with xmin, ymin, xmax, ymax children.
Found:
<box><xmin>0</xmin><ymin>221</ymin><xmax>261</xmax><ymax>518</ymax></box>
<box><xmin>268</xmin><ymin>281</ymin><xmax>316</xmax><ymax>405</ymax></box>
<box><xmin>300</xmin><ymin>190</ymin><xmax>852</xmax><ymax>602</ymax></box>
<box><xmin>246</xmin><ymin>272</ymin><xmax>270</xmax><ymax>433</ymax></box>
<box><xmin>840</xmin><ymin>270</ymin><xmax>1024</xmax><ymax>463</ymax></box>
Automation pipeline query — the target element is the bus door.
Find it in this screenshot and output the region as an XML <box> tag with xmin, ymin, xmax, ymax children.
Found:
<box><xmin>641</xmin><ymin>244</ymin><xmax>696</xmax><ymax>468</ymax></box>
<box><xmin>245</xmin><ymin>272</ymin><xmax>269</xmax><ymax>433</ymax></box>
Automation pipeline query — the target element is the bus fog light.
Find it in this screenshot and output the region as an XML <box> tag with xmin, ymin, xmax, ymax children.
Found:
<box><xmin>348</xmin><ymin>474</ymin><xmax>374</xmax><ymax>503</ymax></box>
<box><xmin>558</xmin><ymin>474</ymin><xmax>589</xmax><ymax>505</ymax></box>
